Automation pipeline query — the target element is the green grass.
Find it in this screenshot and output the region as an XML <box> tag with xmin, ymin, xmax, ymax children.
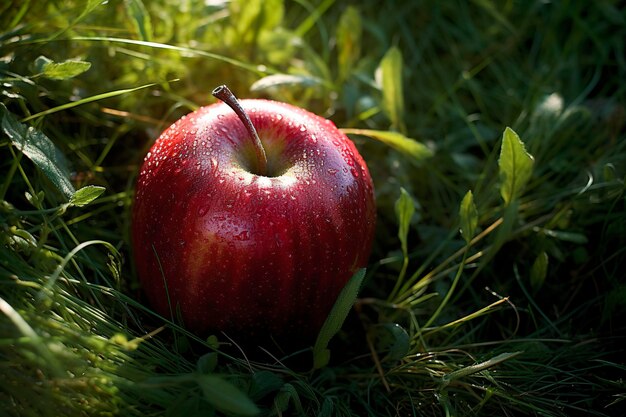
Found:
<box><xmin>1</xmin><ymin>0</ymin><xmax>625</xmax><ymax>416</ymax></box>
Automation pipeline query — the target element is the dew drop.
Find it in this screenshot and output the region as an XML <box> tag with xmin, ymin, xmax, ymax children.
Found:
<box><xmin>327</xmin><ymin>168</ymin><xmax>338</xmax><ymax>175</ymax></box>
<box><xmin>234</xmin><ymin>230</ymin><xmax>250</xmax><ymax>241</ymax></box>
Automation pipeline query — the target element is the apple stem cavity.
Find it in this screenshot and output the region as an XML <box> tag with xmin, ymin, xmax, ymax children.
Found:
<box><xmin>212</xmin><ymin>85</ymin><xmax>268</xmax><ymax>176</ymax></box>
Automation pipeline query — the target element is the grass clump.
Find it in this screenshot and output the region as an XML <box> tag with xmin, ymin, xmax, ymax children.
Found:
<box><xmin>1</xmin><ymin>1</ymin><xmax>625</xmax><ymax>416</ymax></box>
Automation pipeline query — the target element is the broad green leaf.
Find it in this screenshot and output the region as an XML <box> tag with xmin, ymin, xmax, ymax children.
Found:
<box><xmin>248</xmin><ymin>371</ymin><xmax>284</xmax><ymax>401</ymax></box>
<box><xmin>342</xmin><ymin>128</ymin><xmax>433</xmax><ymax>162</ymax></box>
<box><xmin>313</xmin><ymin>268</ymin><xmax>366</xmax><ymax>369</ymax></box>
<box><xmin>395</xmin><ymin>188</ymin><xmax>415</xmax><ymax>258</ymax></box>
<box><xmin>370</xmin><ymin>323</ymin><xmax>410</xmax><ymax>362</ymax></box>
<box><xmin>336</xmin><ymin>6</ymin><xmax>361</xmax><ymax>83</ymax></box>
<box><xmin>124</xmin><ymin>0</ymin><xmax>153</xmax><ymax>41</ymax></box>
<box><xmin>197</xmin><ymin>336</ymin><xmax>219</xmax><ymax>374</ymax></box>
<box><xmin>196</xmin><ymin>352</ymin><xmax>218</xmax><ymax>374</ymax></box>
<box><xmin>41</xmin><ymin>58</ymin><xmax>91</xmax><ymax>80</ymax></box>
<box><xmin>250</xmin><ymin>74</ymin><xmax>323</xmax><ymax>91</ymax></box>
<box><xmin>70</xmin><ymin>185</ymin><xmax>105</xmax><ymax>207</ymax></box>
<box><xmin>195</xmin><ymin>374</ymin><xmax>259</xmax><ymax>416</ymax></box>
<box><xmin>459</xmin><ymin>190</ymin><xmax>478</xmax><ymax>243</ymax></box>
<box><xmin>530</xmin><ymin>251</ymin><xmax>549</xmax><ymax>290</ymax></box>
<box><xmin>498</xmin><ymin>127</ymin><xmax>534</xmax><ymax>205</ymax></box>
<box><xmin>1</xmin><ymin>104</ymin><xmax>74</xmax><ymax>199</ymax></box>
<box><xmin>376</xmin><ymin>46</ymin><xmax>406</xmax><ymax>132</ymax></box>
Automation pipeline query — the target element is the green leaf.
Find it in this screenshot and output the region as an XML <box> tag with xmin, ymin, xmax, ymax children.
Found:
<box><xmin>313</xmin><ymin>268</ymin><xmax>366</xmax><ymax>369</ymax></box>
<box><xmin>342</xmin><ymin>128</ymin><xmax>433</xmax><ymax>162</ymax></box>
<box><xmin>498</xmin><ymin>127</ymin><xmax>534</xmax><ymax>205</ymax></box>
<box><xmin>195</xmin><ymin>374</ymin><xmax>259</xmax><ymax>416</ymax></box>
<box><xmin>250</xmin><ymin>74</ymin><xmax>323</xmax><ymax>92</ymax></box>
<box><xmin>336</xmin><ymin>6</ymin><xmax>361</xmax><ymax>83</ymax></box>
<box><xmin>395</xmin><ymin>188</ymin><xmax>415</xmax><ymax>258</ymax></box>
<box><xmin>530</xmin><ymin>251</ymin><xmax>549</xmax><ymax>291</ymax></box>
<box><xmin>196</xmin><ymin>352</ymin><xmax>218</xmax><ymax>374</ymax></box>
<box><xmin>124</xmin><ymin>0</ymin><xmax>153</xmax><ymax>41</ymax></box>
<box><xmin>248</xmin><ymin>371</ymin><xmax>284</xmax><ymax>401</ymax></box>
<box><xmin>376</xmin><ymin>46</ymin><xmax>405</xmax><ymax>133</ymax></box>
<box><xmin>370</xmin><ymin>323</ymin><xmax>410</xmax><ymax>362</ymax></box>
<box><xmin>41</xmin><ymin>59</ymin><xmax>91</xmax><ymax>80</ymax></box>
<box><xmin>459</xmin><ymin>190</ymin><xmax>478</xmax><ymax>243</ymax></box>
<box><xmin>1</xmin><ymin>104</ymin><xmax>74</xmax><ymax>199</ymax></box>
<box><xmin>70</xmin><ymin>185</ymin><xmax>105</xmax><ymax>207</ymax></box>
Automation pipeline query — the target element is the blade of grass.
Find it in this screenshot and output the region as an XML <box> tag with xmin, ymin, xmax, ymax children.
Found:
<box><xmin>21</xmin><ymin>81</ymin><xmax>173</xmax><ymax>122</ymax></box>
<box><xmin>69</xmin><ymin>36</ymin><xmax>272</xmax><ymax>75</ymax></box>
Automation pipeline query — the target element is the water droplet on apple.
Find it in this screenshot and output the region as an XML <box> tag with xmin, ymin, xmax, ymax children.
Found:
<box><xmin>299</xmin><ymin>124</ymin><xmax>307</xmax><ymax>132</ymax></box>
<box><xmin>234</xmin><ymin>230</ymin><xmax>250</xmax><ymax>241</ymax></box>
<box><xmin>327</xmin><ymin>168</ymin><xmax>338</xmax><ymax>175</ymax></box>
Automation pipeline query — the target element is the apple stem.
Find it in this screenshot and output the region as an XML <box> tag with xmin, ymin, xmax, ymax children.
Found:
<box><xmin>212</xmin><ymin>85</ymin><xmax>268</xmax><ymax>176</ymax></box>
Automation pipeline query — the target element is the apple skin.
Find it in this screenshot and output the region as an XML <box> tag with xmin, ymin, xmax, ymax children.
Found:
<box><xmin>132</xmin><ymin>98</ymin><xmax>376</xmax><ymax>341</ymax></box>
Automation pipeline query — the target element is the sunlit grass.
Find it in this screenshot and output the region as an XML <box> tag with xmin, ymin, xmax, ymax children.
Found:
<box><xmin>1</xmin><ymin>1</ymin><xmax>625</xmax><ymax>416</ymax></box>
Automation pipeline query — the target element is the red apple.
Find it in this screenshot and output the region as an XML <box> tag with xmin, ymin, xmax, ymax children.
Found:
<box><xmin>132</xmin><ymin>86</ymin><xmax>375</xmax><ymax>342</ymax></box>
